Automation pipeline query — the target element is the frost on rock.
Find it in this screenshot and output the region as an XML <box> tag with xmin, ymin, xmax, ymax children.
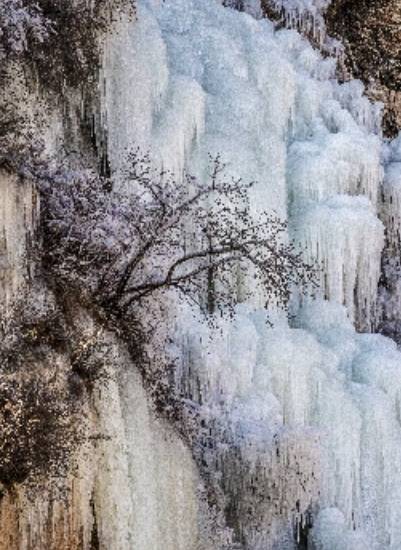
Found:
<box><xmin>96</xmin><ymin>0</ymin><xmax>401</xmax><ymax>548</ymax></box>
<box><xmin>379</xmin><ymin>136</ymin><xmax>401</xmax><ymax>342</ymax></box>
<box><xmin>0</xmin><ymin>0</ymin><xmax>49</xmax><ymax>60</ymax></box>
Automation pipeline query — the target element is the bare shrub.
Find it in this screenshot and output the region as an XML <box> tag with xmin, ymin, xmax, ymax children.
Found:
<box><xmin>39</xmin><ymin>151</ymin><xmax>314</xmax><ymax>321</ymax></box>
<box><xmin>0</xmin><ymin>286</ymin><xmax>66</xmax><ymax>369</ymax></box>
<box><xmin>0</xmin><ymin>289</ymin><xmax>97</xmax><ymax>494</ymax></box>
<box><xmin>0</xmin><ymin>372</ymin><xmax>84</xmax><ymax>493</ymax></box>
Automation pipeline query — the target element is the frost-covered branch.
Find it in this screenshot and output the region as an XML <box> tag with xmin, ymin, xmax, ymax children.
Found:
<box><xmin>39</xmin><ymin>151</ymin><xmax>315</xmax><ymax>321</ymax></box>
<box><xmin>0</xmin><ymin>0</ymin><xmax>50</xmax><ymax>60</ymax></box>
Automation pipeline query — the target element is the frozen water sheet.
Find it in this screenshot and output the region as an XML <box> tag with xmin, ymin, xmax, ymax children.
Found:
<box><xmin>174</xmin><ymin>299</ymin><xmax>401</xmax><ymax>548</ymax></box>
<box><xmin>101</xmin><ymin>0</ymin><xmax>401</xmax><ymax>547</ymax></box>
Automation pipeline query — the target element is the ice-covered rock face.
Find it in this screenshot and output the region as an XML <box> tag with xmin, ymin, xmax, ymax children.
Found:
<box><xmin>103</xmin><ymin>0</ymin><xmax>384</xmax><ymax>322</ymax></box>
<box><xmin>173</xmin><ymin>301</ymin><xmax>401</xmax><ymax>548</ymax></box>
<box><xmin>101</xmin><ymin>0</ymin><xmax>401</xmax><ymax>548</ymax></box>
<box><xmin>380</xmin><ymin>136</ymin><xmax>401</xmax><ymax>341</ymax></box>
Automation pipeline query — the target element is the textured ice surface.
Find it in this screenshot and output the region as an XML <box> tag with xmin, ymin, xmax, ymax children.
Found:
<box><xmin>101</xmin><ymin>0</ymin><xmax>401</xmax><ymax>547</ymax></box>
<box><xmin>103</xmin><ymin>0</ymin><xmax>385</xmax><ymax>317</ymax></box>
<box><xmin>173</xmin><ymin>300</ymin><xmax>401</xmax><ymax>548</ymax></box>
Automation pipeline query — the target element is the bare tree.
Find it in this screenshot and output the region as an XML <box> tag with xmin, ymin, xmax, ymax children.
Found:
<box><xmin>39</xmin><ymin>150</ymin><xmax>314</xmax><ymax>323</ymax></box>
<box><xmin>0</xmin><ymin>147</ymin><xmax>315</xmax><ymax>499</ymax></box>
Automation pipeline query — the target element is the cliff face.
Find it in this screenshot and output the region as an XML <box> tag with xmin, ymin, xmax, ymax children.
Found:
<box><xmin>0</xmin><ymin>14</ymin><xmax>202</xmax><ymax>547</ymax></box>
<box><xmin>0</xmin><ymin>337</ymin><xmax>201</xmax><ymax>550</ymax></box>
<box><xmin>2</xmin><ymin>1</ymin><xmax>401</xmax><ymax>549</ymax></box>
<box><xmin>325</xmin><ymin>0</ymin><xmax>401</xmax><ymax>137</ymax></box>
<box><xmin>0</xmin><ymin>178</ymin><xmax>201</xmax><ymax>548</ymax></box>
<box><xmin>0</xmin><ymin>171</ymin><xmax>39</xmax><ymax>311</ymax></box>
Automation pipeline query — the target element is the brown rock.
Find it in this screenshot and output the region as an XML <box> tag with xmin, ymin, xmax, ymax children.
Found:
<box><xmin>326</xmin><ymin>0</ymin><xmax>401</xmax><ymax>136</ymax></box>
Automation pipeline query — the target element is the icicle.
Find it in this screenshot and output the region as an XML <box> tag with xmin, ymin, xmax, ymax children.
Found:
<box><xmin>97</xmin><ymin>1</ymin><xmax>401</xmax><ymax>546</ymax></box>
<box><xmin>292</xmin><ymin>196</ymin><xmax>384</xmax><ymax>328</ymax></box>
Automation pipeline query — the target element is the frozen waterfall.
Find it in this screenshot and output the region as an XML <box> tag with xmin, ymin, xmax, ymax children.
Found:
<box><xmin>99</xmin><ymin>0</ymin><xmax>401</xmax><ymax>547</ymax></box>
